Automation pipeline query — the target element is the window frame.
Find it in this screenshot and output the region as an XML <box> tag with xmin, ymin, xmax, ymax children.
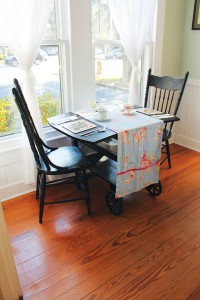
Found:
<box><xmin>91</xmin><ymin>0</ymin><xmax>155</xmax><ymax>105</ymax></box>
<box><xmin>0</xmin><ymin>0</ymin><xmax>69</xmax><ymax>141</ymax></box>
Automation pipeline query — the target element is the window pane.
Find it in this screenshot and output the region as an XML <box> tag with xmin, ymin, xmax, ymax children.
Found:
<box><xmin>34</xmin><ymin>46</ymin><xmax>61</xmax><ymax>128</ymax></box>
<box><xmin>43</xmin><ymin>1</ymin><xmax>57</xmax><ymax>39</ymax></box>
<box><xmin>0</xmin><ymin>45</ymin><xmax>61</xmax><ymax>137</ymax></box>
<box><xmin>94</xmin><ymin>42</ymin><xmax>130</xmax><ymax>102</ymax></box>
<box><xmin>0</xmin><ymin>2</ymin><xmax>64</xmax><ymax>138</ymax></box>
<box><xmin>91</xmin><ymin>0</ymin><xmax>119</xmax><ymax>40</ymax></box>
<box><xmin>0</xmin><ymin>46</ymin><xmax>22</xmax><ymax>137</ymax></box>
<box><xmin>91</xmin><ymin>0</ymin><xmax>130</xmax><ymax>104</ymax></box>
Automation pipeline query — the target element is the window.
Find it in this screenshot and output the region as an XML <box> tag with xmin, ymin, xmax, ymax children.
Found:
<box><xmin>0</xmin><ymin>1</ymin><xmax>65</xmax><ymax>138</ymax></box>
<box><xmin>91</xmin><ymin>0</ymin><xmax>153</xmax><ymax>105</ymax></box>
<box><xmin>91</xmin><ymin>0</ymin><xmax>130</xmax><ymax>104</ymax></box>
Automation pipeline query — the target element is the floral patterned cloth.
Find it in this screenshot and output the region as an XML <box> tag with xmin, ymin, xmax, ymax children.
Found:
<box><xmin>115</xmin><ymin>121</ymin><xmax>164</xmax><ymax>198</ymax></box>
<box><xmin>82</xmin><ymin>106</ymin><xmax>164</xmax><ymax>198</ymax></box>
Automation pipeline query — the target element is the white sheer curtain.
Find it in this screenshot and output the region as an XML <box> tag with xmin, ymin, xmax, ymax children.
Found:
<box><xmin>0</xmin><ymin>0</ymin><xmax>53</xmax><ymax>183</ymax></box>
<box><xmin>108</xmin><ymin>0</ymin><xmax>157</xmax><ymax>105</ymax></box>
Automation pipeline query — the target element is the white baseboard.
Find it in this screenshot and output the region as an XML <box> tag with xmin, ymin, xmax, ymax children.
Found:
<box><xmin>174</xmin><ymin>134</ymin><xmax>200</xmax><ymax>152</ymax></box>
<box><xmin>1</xmin><ymin>181</ymin><xmax>35</xmax><ymax>202</ymax></box>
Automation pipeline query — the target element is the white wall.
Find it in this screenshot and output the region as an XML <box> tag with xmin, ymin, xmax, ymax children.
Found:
<box><xmin>0</xmin><ymin>137</ymin><xmax>33</xmax><ymax>201</ymax></box>
<box><xmin>0</xmin><ymin>133</ymin><xmax>70</xmax><ymax>201</ymax></box>
<box><xmin>68</xmin><ymin>0</ymin><xmax>95</xmax><ymax>111</ymax></box>
<box><xmin>174</xmin><ymin>79</ymin><xmax>200</xmax><ymax>151</ymax></box>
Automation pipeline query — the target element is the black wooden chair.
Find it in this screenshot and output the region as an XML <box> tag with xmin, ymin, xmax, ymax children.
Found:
<box><xmin>144</xmin><ymin>69</ymin><xmax>189</xmax><ymax>168</ymax></box>
<box><xmin>12</xmin><ymin>79</ymin><xmax>91</xmax><ymax>223</ymax></box>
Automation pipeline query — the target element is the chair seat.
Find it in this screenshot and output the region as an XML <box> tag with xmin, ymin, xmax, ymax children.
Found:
<box><xmin>40</xmin><ymin>146</ymin><xmax>88</xmax><ymax>174</ymax></box>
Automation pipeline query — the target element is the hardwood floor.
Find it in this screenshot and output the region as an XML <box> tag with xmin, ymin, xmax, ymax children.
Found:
<box><xmin>2</xmin><ymin>144</ymin><xmax>200</xmax><ymax>300</ymax></box>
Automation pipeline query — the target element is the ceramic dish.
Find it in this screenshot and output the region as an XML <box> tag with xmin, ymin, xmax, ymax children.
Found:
<box><xmin>121</xmin><ymin>109</ymin><xmax>135</xmax><ymax>115</ymax></box>
<box><xmin>94</xmin><ymin>116</ymin><xmax>110</xmax><ymax>121</ymax></box>
<box><xmin>94</xmin><ymin>113</ymin><xmax>110</xmax><ymax>121</ymax></box>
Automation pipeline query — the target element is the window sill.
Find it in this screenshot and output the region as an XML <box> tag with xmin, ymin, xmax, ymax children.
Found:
<box><xmin>0</xmin><ymin>128</ymin><xmax>65</xmax><ymax>152</ymax></box>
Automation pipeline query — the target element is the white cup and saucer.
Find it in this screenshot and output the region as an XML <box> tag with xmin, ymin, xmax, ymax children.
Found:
<box><xmin>95</xmin><ymin>105</ymin><xmax>110</xmax><ymax>121</ymax></box>
<box><xmin>121</xmin><ymin>104</ymin><xmax>134</xmax><ymax>115</ymax></box>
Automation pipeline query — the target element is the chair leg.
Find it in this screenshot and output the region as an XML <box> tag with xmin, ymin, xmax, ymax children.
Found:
<box><xmin>39</xmin><ymin>173</ymin><xmax>46</xmax><ymax>224</ymax></box>
<box><xmin>84</xmin><ymin>177</ymin><xmax>91</xmax><ymax>215</ymax></box>
<box><xmin>78</xmin><ymin>169</ymin><xmax>91</xmax><ymax>215</ymax></box>
<box><xmin>165</xmin><ymin>140</ymin><xmax>171</xmax><ymax>168</ymax></box>
<box><xmin>36</xmin><ymin>171</ymin><xmax>40</xmax><ymax>199</ymax></box>
<box><xmin>75</xmin><ymin>170</ymin><xmax>81</xmax><ymax>190</ymax></box>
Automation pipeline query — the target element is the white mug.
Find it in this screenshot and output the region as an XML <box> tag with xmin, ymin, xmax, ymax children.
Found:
<box><xmin>96</xmin><ymin>106</ymin><xmax>109</xmax><ymax>120</ymax></box>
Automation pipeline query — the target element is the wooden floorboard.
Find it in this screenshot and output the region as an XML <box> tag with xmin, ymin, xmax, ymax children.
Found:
<box><xmin>2</xmin><ymin>143</ymin><xmax>200</xmax><ymax>300</ymax></box>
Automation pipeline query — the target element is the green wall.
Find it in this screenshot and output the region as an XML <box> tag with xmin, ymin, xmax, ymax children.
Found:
<box><xmin>162</xmin><ymin>0</ymin><xmax>200</xmax><ymax>79</ymax></box>
<box><xmin>162</xmin><ymin>0</ymin><xmax>186</xmax><ymax>76</ymax></box>
<box><xmin>181</xmin><ymin>0</ymin><xmax>200</xmax><ymax>79</ymax></box>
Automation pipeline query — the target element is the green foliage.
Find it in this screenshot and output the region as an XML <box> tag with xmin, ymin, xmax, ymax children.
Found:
<box><xmin>0</xmin><ymin>99</ymin><xmax>12</xmax><ymax>133</ymax></box>
<box><xmin>0</xmin><ymin>97</ymin><xmax>21</xmax><ymax>136</ymax></box>
<box><xmin>38</xmin><ymin>93</ymin><xmax>61</xmax><ymax>126</ymax></box>
<box><xmin>0</xmin><ymin>93</ymin><xmax>61</xmax><ymax>137</ymax></box>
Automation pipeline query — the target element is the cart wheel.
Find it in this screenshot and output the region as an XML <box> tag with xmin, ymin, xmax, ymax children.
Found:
<box><xmin>106</xmin><ymin>190</ymin><xmax>123</xmax><ymax>216</ymax></box>
<box><xmin>146</xmin><ymin>180</ymin><xmax>162</xmax><ymax>196</ymax></box>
